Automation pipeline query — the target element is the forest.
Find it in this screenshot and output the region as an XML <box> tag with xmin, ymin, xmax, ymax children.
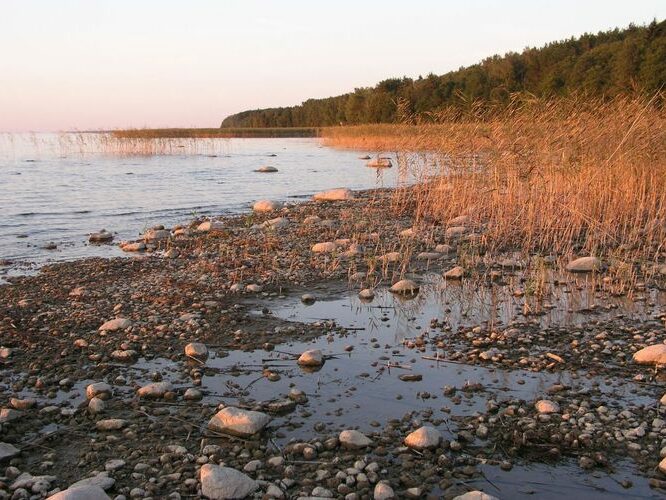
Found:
<box><xmin>220</xmin><ymin>20</ymin><xmax>666</xmax><ymax>127</ymax></box>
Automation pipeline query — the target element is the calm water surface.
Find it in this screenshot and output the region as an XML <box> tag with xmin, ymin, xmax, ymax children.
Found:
<box><xmin>0</xmin><ymin>133</ymin><xmax>411</xmax><ymax>269</ymax></box>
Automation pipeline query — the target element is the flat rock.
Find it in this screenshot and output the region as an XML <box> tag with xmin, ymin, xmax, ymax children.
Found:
<box><xmin>98</xmin><ymin>318</ymin><xmax>131</xmax><ymax>331</ymax></box>
<box><xmin>89</xmin><ymin>230</ymin><xmax>113</xmax><ymax>243</ymax></box>
<box><xmin>453</xmin><ymin>492</ymin><xmax>499</xmax><ymax>500</ymax></box>
<box><xmin>86</xmin><ymin>382</ymin><xmax>112</xmax><ymax>400</ymax></box>
<box><xmin>120</xmin><ymin>241</ymin><xmax>145</xmax><ymax>252</ymax></box>
<box><xmin>69</xmin><ymin>473</ymin><xmax>115</xmax><ymax>491</ymax></box>
<box><xmin>137</xmin><ymin>381</ymin><xmax>173</xmax><ymax>399</ymax></box>
<box><xmin>0</xmin><ymin>442</ymin><xmax>20</xmax><ymax>461</ymax></box>
<box><xmin>47</xmin><ymin>486</ymin><xmax>110</xmax><ymax>500</ymax></box>
<box><xmin>198</xmin><ymin>220</ymin><xmax>225</xmax><ymax>232</ymax></box>
<box><xmin>200</xmin><ymin>464</ymin><xmax>258</xmax><ymax>499</ymax></box>
<box><xmin>313</xmin><ymin>188</ymin><xmax>353</xmax><ymax>201</ymax></box>
<box><xmin>143</xmin><ymin>228</ymin><xmax>170</xmax><ymax>242</ymax></box>
<box><xmin>404</xmin><ymin>426</ymin><xmax>441</xmax><ymax>450</ymax></box>
<box><xmin>389</xmin><ymin>279</ymin><xmax>419</xmax><ymax>294</ymax></box>
<box><xmin>312</xmin><ymin>242</ymin><xmax>337</xmax><ymax>253</ymax></box>
<box><xmin>339</xmin><ymin>429</ymin><xmax>372</xmax><ymax>449</ymax></box>
<box><xmin>444</xmin><ymin>266</ymin><xmax>464</xmax><ymax>280</ymax></box>
<box><xmin>633</xmin><ymin>344</ymin><xmax>666</xmax><ymax>365</ymax></box>
<box><xmin>255</xmin><ymin>166</ymin><xmax>278</xmax><ymax>173</ymax></box>
<box><xmin>207</xmin><ymin>407</ymin><xmax>270</xmax><ymax>437</ymax></box>
<box><xmin>298</xmin><ymin>349</ymin><xmax>324</xmax><ymax>367</ymax></box>
<box><xmin>96</xmin><ymin>419</ymin><xmax>127</xmax><ymax>431</ymax></box>
<box><xmin>434</xmin><ymin>244</ymin><xmax>454</xmax><ymax>254</ymax></box>
<box><xmin>566</xmin><ymin>256</ymin><xmax>602</xmax><ymax>273</ymax></box>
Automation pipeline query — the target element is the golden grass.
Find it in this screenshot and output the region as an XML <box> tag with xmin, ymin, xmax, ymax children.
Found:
<box><xmin>322</xmin><ymin>94</ymin><xmax>666</xmax><ymax>268</ymax></box>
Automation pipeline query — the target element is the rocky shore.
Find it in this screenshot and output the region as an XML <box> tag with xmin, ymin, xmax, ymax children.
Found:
<box><xmin>0</xmin><ymin>187</ymin><xmax>665</xmax><ymax>499</ymax></box>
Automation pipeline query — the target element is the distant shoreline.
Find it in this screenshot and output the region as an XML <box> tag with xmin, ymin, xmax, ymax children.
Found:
<box><xmin>110</xmin><ymin>127</ymin><xmax>320</xmax><ymax>138</ymax></box>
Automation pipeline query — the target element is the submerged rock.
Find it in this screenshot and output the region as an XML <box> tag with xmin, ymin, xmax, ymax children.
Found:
<box><xmin>566</xmin><ymin>256</ymin><xmax>602</xmax><ymax>273</ymax></box>
<box><xmin>404</xmin><ymin>426</ymin><xmax>441</xmax><ymax>450</ymax></box>
<box><xmin>339</xmin><ymin>429</ymin><xmax>373</xmax><ymax>449</ymax></box>
<box><xmin>297</xmin><ymin>349</ymin><xmax>324</xmax><ymax>367</ymax></box>
<box><xmin>207</xmin><ymin>407</ymin><xmax>270</xmax><ymax>437</ymax></box>
<box><xmin>313</xmin><ymin>188</ymin><xmax>353</xmax><ymax>201</ymax></box>
<box><xmin>255</xmin><ymin>166</ymin><xmax>278</xmax><ymax>173</ymax></box>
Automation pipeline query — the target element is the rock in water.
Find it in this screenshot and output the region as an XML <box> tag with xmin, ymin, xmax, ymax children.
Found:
<box><xmin>253</xmin><ymin>200</ymin><xmax>281</xmax><ymax>213</ymax></box>
<box><xmin>86</xmin><ymin>382</ymin><xmax>112</xmax><ymax>400</ymax></box>
<box><xmin>255</xmin><ymin>166</ymin><xmax>278</xmax><ymax>173</ymax></box>
<box><xmin>339</xmin><ymin>429</ymin><xmax>372</xmax><ymax>449</ymax></box>
<box><xmin>301</xmin><ymin>294</ymin><xmax>316</xmax><ymax>304</ymax></box>
<box><xmin>373</xmin><ymin>482</ymin><xmax>396</xmax><ymax>499</ymax></box>
<box><xmin>359</xmin><ymin>288</ymin><xmax>375</xmax><ymax>300</ymax></box>
<box><xmin>444</xmin><ymin>266</ymin><xmax>465</xmax><ymax>280</ymax></box>
<box><xmin>88</xmin><ymin>230</ymin><xmax>113</xmax><ymax>243</ymax></box>
<box><xmin>566</xmin><ymin>256</ymin><xmax>602</xmax><ymax>273</ymax></box>
<box><xmin>137</xmin><ymin>381</ymin><xmax>173</xmax><ymax>399</ymax></box>
<box><xmin>185</xmin><ymin>342</ymin><xmax>208</xmax><ymax>359</ymax></box>
<box><xmin>98</xmin><ymin>318</ymin><xmax>131</xmax><ymax>331</ymax></box>
<box><xmin>404</xmin><ymin>426</ymin><xmax>441</xmax><ymax>450</ymax></box>
<box><xmin>535</xmin><ymin>399</ymin><xmax>560</xmax><ymax>414</ymax></box>
<box><xmin>47</xmin><ymin>486</ymin><xmax>110</xmax><ymax>500</ymax></box>
<box><xmin>453</xmin><ymin>492</ymin><xmax>499</xmax><ymax>500</ymax></box>
<box><xmin>313</xmin><ymin>188</ymin><xmax>353</xmax><ymax>201</ymax></box>
<box><xmin>297</xmin><ymin>349</ymin><xmax>324</xmax><ymax>367</ymax></box>
<box><xmin>207</xmin><ymin>407</ymin><xmax>270</xmax><ymax>437</ymax></box>
<box><xmin>200</xmin><ymin>464</ymin><xmax>258</xmax><ymax>499</ymax></box>
<box><xmin>633</xmin><ymin>344</ymin><xmax>666</xmax><ymax>365</ymax></box>
<box><xmin>389</xmin><ymin>279</ymin><xmax>419</xmax><ymax>294</ymax></box>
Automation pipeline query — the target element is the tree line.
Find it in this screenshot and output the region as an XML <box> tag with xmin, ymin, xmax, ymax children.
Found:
<box><xmin>220</xmin><ymin>20</ymin><xmax>665</xmax><ymax>128</ymax></box>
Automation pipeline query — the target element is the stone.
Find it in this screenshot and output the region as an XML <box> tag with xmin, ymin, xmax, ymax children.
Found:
<box><xmin>143</xmin><ymin>228</ymin><xmax>170</xmax><ymax>242</ymax></box>
<box><xmin>261</xmin><ymin>217</ymin><xmax>289</xmax><ymax>230</ymax></box>
<box><xmin>88</xmin><ymin>398</ymin><xmax>106</xmax><ymax>414</ymax></box>
<box><xmin>185</xmin><ymin>342</ymin><xmax>208</xmax><ymax>359</ymax></box>
<box><xmin>86</xmin><ymin>382</ymin><xmax>112</xmax><ymax>400</ymax></box>
<box><xmin>0</xmin><ymin>442</ymin><xmax>20</xmax><ymax>461</ymax></box>
<box><xmin>253</xmin><ymin>200</ymin><xmax>282</xmax><ymax>212</ymax></box>
<box><xmin>298</xmin><ymin>349</ymin><xmax>324</xmax><ymax>366</ymax></box>
<box><xmin>378</xmin><ymin>252</ymin><xmax>400</xmax><ymax>263</ymax></box>
<box><xmin>566</xmin><ymin>256</ymin><xmax>602</xmax><ymax>273</ymax></box>
<box><xmin>452</xmin><ymin>492</ymin><xmax>499</xmax><ymax>500</ymax></box>
<box><xmin>660</xmin><ymin>457</ymin><xmax>666</xmax><ymax>474</ymax></box>
<box><xmin>301</xmin><ymin>294</ymin><xmax>316</xmax><ymax>304</ymax></box>
<box><xmin>69</xmin><ymin>473</ymin><xmax>115</xmax><ymax>491</ymax></box>
<box><xmin>137</xmin><ymin>381</ymin><xmax>173</xmax><ymax>399</ymax></box>
<box><xmin>255</xmin><ymin>166</ymin><xmax>278</xmax><ymax>173</ymax></box>
<box><xmin>416</xmin><ymin>252</ymin><xmax>441</xmax><ymax>261</ymax></box>
<box><xmin>312</xmin><ymin>242</ymin><xmax>337</xmax><ymax>253</ymax></box>
<box><xmin>120</xmin><ymin>241</ymin><xmax>146</xmax><ymax>252</ymax></box>
<box><xmin>89</xmin><ymin>230</ymin><xmax>113</xmax><ymax>243</ymax></box>
<box><xmin>198</xmin><ymin>220</ymin><xmax>225</xmax><ymax>232</ymax></box>
<box><xmin>96</xmin><ymin>419</ymin><xmax>127</xmax><ymax>431</ymax></box>
<box><xmin>207</xmin><ymin>407</ymin><xmax>270</xmax><ymax>437</ymax></box>
<box><xmin>200</xmin><ymin>464</ymin><xmax>258</xmax><ymax>499</ymax></box>
<box><xmin>373</xmin><ymin>482</ymin><xmax>395</xmax><ymax>500</ymax></box>
<box><xmin>98</xmin><ymin>318</ymin><xmax>131</xmax><ymax>331</ymax></box>
<box><xmin>445</xmin><ymin>226</ymin><xmax>467</xmax><ymax>238</ymax></box>
<box><xmin>389</xmin><ymin>279</ymin><xmax>419</xmax><ymax>294</ymax></box>
<box><xmin>359</xmin><ymin>288</ymin><xmax>375</xmax><ymax>300</ymax></box>
<box><xmin>10</xmin><ymin>398</ymin><xmax>35</xmax><ymax>410</ymax></box>
<box><xmin>339</xmin><ymin>430</ymin><xmax>372</xmax><ymax>449</ymax></box>
<box><xmin>633</xmin><ymin>344</ymin><xmax>666</xmax><ymax>365</ymax></box>
<box><xmin>404</xmin><ymin>426</ymin><xmax>441</xmax><ymax>450</ymax></box>
<box><xmin>535</xmin><ymin>399</ymin><xmax>560</xmax><ymax>414</ymax></box>
<box><xmin>434</xmin><ymin>244</ymin><xmax>454</xmax><ymax>254</ymax></box>
<box><xmin>184</xmin><ymin>388</ymin><xmax>203</xmax><ymax>401</ymax></box>
<box><xmin>444</xmin><ymin>266</ymin><xmax>464</xmax><ymax>280</ymax></box>
<box><xmin>47</xmin><ymin>486</ymin><xmax>110</xmax><ymax>500</ymax></box>
<box><xmin>313</xmin><ymin>188</ymin><xmax>354</xmax><ymax>201</ymax></box>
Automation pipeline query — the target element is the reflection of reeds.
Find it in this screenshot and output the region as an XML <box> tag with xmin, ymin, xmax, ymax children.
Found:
<box><xmin>323</xmin><ymin>94</ymin><xmax>666</xmax><ymax>273</ymax></box>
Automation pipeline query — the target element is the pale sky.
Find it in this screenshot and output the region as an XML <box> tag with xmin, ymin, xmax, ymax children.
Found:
<box><xmin>1</xmin><ymin>0</ymin><xmax>664</xmax><ymax>132</ymax></box>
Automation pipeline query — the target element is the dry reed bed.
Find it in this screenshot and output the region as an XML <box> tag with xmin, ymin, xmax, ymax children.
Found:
<box><xmin>323</xmin><ymin>94</ymin><xmax>666</xmax><ymax>270</ymax></box>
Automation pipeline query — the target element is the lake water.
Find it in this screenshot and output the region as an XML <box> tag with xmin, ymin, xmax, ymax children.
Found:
<box><xmin>0</xmin><ymin>133</ymin><xmax>409</xmax><ymax>270</ymax></box>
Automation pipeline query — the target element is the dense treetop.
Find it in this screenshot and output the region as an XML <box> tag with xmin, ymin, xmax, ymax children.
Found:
<box><xmin>220</xmin><ymin>20</ymin><xmax>665</xmax><ymax>127</ymax></box>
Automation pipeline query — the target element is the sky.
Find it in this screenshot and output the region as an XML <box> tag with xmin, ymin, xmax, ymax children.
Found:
<box><xmin>1</xmin><ymin>0</ymin><xmax>664</xmax><ymax>132</ymax></box>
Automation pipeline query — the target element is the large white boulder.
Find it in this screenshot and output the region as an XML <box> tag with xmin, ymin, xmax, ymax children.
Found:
<box><xmin>200</xmin><ymin>464</ymin><xmax>258</xmax><ymax>499</ymax></box>
<box><xmin>207</xmin><ymin>407</ymin><xmax>270</xmax><ymax>437</ymax></box>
